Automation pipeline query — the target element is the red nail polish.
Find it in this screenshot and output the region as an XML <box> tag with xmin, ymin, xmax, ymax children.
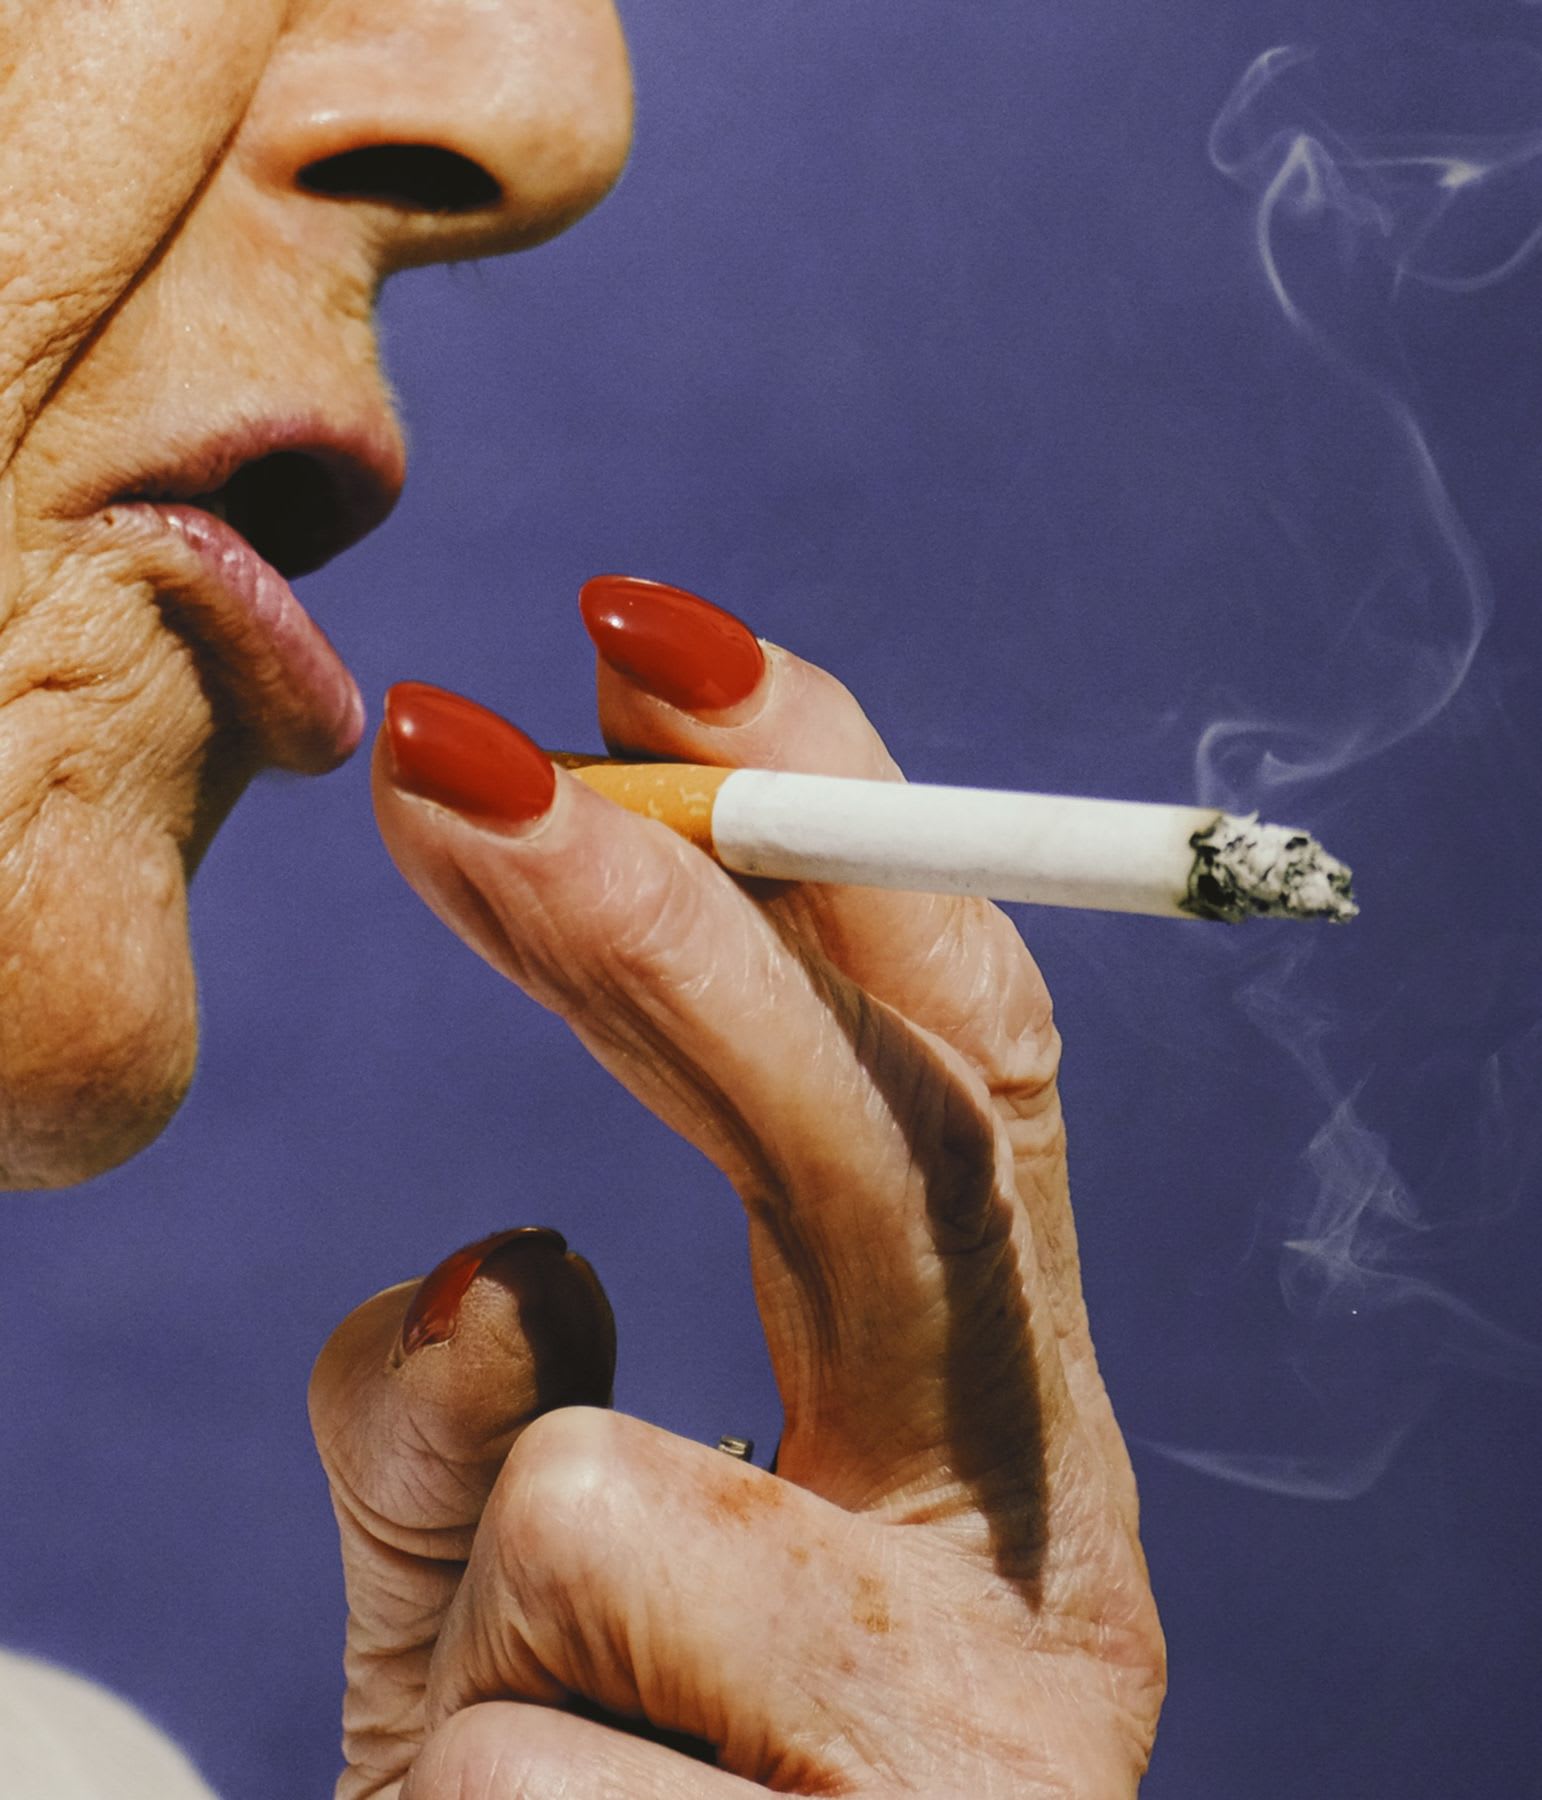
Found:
<box><xmin>398</xmin><ymin>1227</ymin><xmax>617</xmax><ymax>1405</ymax></box>
<box><xmin>579</xmin><ymin>575</ymin><xmax>764</xmax><ymax>713</ymax></box>
<box><xmin>383</xmin><ymin>682</ymin><xmax>556</xmax><ymax>830</ymax></box>
<box><xmin>399</xmin><ymin>1226</ymin><xmax>565</xmax><ymax>1354</ymax></box>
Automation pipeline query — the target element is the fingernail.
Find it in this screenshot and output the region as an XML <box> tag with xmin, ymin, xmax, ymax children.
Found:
<box><xmin>399</xmin><ymin>1228</ymin><xmax>566</xmax><ymax>1354</ymax></box>
<box><xmin>398</xmin><ymin>1227</ymin><xmax>617</xmax><ymax>1406</ymax></box>
<box><xmin>383</xmin><ymin>681</ymin><xmax>555</xmax><ymax>831</ymax></box>
<box><xmin>579</xmin><ymin>574</ymin><xmax>765</xmax><ymax>713</ymax></box>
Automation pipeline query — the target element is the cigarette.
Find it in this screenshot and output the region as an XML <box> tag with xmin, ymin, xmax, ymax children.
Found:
<box><xmin>554</xmin><ymin>757</ymin><xmax>1358</xmax><ymax>922</ymax></box>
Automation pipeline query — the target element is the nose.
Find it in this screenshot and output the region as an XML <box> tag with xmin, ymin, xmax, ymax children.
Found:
<box><xmin>236</xmin><ymin>0</ymin><xmax>633</xmax><ymax>270</ymax></box>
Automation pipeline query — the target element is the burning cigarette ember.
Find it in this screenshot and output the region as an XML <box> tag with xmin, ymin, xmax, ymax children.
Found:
<box><xmin>556</xmin><ymin>759</ymin><xmax>1358</xmax><ymax>923</ymax></box>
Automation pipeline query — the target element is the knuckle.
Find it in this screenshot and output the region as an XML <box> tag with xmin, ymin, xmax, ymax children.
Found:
<box><xmin>995</xmin><ymin>1024</ymin><xmax>1064</xmax><ymax>1142</ymax></box>
<box><xmin>509</xmin><ymin>828</ymin><xmax>731</xmax><ymax>1025</ymax></box>
<box><xmin>590</xmin><ymin>835</ymin><xmax>712</xmax><ymax>985</ymax></box>
<box><xmin>491</xmin><ymin>1405</ymin><xmax>633</xmax><ymax>1598</ymax></box>
<box><xmin>892</xmin><ymin>894</ymin><xmax>1063</xmax><ymax>1103</ymax></box>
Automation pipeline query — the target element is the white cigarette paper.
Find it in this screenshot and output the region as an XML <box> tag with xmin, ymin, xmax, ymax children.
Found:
<box><xmin>561</xmin><ymin>760</ymin><xmax>1358</xmax><ymax>922</ymax></box>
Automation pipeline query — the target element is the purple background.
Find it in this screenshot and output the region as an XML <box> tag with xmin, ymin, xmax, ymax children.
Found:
<box><xmin>4</xmin><ymin>2</ymin><xmax>1542</xmax><ymax>1794</ymax></box>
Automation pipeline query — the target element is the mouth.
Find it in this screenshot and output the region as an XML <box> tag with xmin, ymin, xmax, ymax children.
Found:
<box><xmin>108</xmin><ymin>421</ymin><xmax>405</xmax><ymax>774</ymax></box>
<box><xmin>139</xmin><ymin>436</ymin><xmax>402</xmax><ymax>580</ymax></box>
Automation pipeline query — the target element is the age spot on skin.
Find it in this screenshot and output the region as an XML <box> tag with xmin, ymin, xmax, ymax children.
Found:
<box><xmin>851</xmin><ymin>1573</ymin><xmax>893</xmax><ymax>1636</ymax></box>
<box><xmin>710</xmin><ymin>1472</ymin><xmax>789</xmax><ymax>1528</ymax></box>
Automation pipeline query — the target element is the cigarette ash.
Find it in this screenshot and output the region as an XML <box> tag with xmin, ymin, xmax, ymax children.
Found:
<box><xmin>1184</xmin><ymin>814</ymin><xmax>1357</xmax><ymax>923</ymax></box>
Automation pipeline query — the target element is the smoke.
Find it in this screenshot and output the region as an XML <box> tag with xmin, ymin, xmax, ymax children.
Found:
<box><xmin>1140</xmin><ymin>41</ymin><xmax>1542</xmax><ymax>1500</ymax></box>
<box><xmin>1147</xmin><ymin>1419</ymin><xmax>1419</xmax><ymax>1505</ymax></box>
<box><xmin>1195</xmin><ymin>44</ymin><xmax>1506</xmax><ymax>806</ymax></box>
<box><xmin>1248</xmin><ymin>977</ymin><xmax>1542</xmax><ymax>1391</ymax></box>
<box><xmin>1210</xmin><ymin>44</ymin><xmax>1542</xmax><ymax>307</ymax></box>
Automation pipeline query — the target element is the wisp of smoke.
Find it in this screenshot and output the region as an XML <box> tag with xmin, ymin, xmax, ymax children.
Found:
<box><xmin>1195</xmin><ymin>44</ymin><xmax>1510</xmax><ymax>806</ymax></box>
<box><xmin>1141</xmin><ymin>41</ymin><xmax>1542</xmax><ymax>1501</ymax></box>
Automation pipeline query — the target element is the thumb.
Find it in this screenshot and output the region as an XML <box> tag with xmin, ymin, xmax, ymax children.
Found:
<box><xmin>308</xmin><ymin>1228</ymin><xmax>616</xmax><ymax>1799</ymax></box>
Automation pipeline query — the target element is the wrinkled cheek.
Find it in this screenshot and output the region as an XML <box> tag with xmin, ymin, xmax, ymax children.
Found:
<box><xmin>0</xmin><ymin>797</ymin><xmax>198</xmax><ymax>1189</ymax></box>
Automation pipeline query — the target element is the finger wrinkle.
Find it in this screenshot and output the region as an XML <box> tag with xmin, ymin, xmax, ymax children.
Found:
<box><xmin>990</xmin><ymin>1039</ymin><xmax>1064</xmax><ymax>1125</ymax></box>
<box><xmin>319</xmin><ymin>1396</ymin><xmax>510</xmax><ymax>1530</ymax></box>
<box><xmin>330</xmin><ymin>1474</ymin><xmax>480</xmax><ymax>1566</ymax></box>
<box><xmin>343</xmin><ymin>1568</ymin><xmax>450</xmax><ymax>1647</ymax></box>
<box><xmin>345</xmin><ymin>1622</ymin><xmax>440</xmax><ymax>1679</ymax></box>
<box><xmin>342</xmin><ymin>1645</ymin><xmax>433</xmax><ymax>1738</ymax></box>
<box><xmin>584</xmin><ymin>837</ymin><xmax>778</xmax><ymax>1011</ymax></box>
<box><xmin>1001</xmin><ymin>1092</ymin><xmax>1067</xmax><ymax>1170</ymax></box>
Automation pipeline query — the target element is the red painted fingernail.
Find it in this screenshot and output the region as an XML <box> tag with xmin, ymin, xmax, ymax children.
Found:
<box><xmin>398</xmin><ymin>1227</ymin><xmax>617</xmax><ymax>1404</ymax></box>
<box><xmin>397</xmin><ymin>1225</ymin><xmax>548</xmax><ymax>1349</ymax></box>
<box><xmin>400</xmin><ymin>1228</ymin><xmax>568</xmax><ymax>1354</ymax></box>
<box><xmin>579</xmin><ymin>574</ymin><xmax>765</xmax><ymax>713</ymax></box>
<box><xmin>384</xmin><ymin>682</ymin><xmax>555</xmax><ymax>831</ymax></box>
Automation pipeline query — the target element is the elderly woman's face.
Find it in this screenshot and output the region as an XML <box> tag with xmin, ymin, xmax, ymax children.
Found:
<box><xmin>0</xmin><ymin>0</ymin><xmax>631</xmax><ymax>1187</ymax></box>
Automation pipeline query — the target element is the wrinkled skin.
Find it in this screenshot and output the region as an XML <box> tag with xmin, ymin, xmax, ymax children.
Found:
<box><xmin>0</xmin><ymin>0</ymin><xmax>631</xmax><ymax>1185</ymax></box>
<box><xmin>2</xmin><ymin>4</ymin><xmax>1165</xmax><ymax>1793</ymax></box>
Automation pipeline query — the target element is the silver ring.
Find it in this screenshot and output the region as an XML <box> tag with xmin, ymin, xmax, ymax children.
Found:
<box><xmin>714</xmin><ymin>1434</ymin><xmax>755</xmax><ymax>1461</ymax></box>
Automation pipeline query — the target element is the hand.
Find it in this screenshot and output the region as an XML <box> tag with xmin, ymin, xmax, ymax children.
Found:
<box><xmin>323</xmin><ymin>579</ymin><xmax>1165</xmax><ymax>1796</ymax></box>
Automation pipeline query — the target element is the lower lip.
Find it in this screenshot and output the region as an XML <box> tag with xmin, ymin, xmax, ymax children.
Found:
<box><xmin>128</xmin><ymin>502</ymin><xmax>364</xmax><ymax>772</ymax></box>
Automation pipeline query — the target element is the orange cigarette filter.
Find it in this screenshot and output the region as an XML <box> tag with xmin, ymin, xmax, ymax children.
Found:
<box><xmin>552</xmin><ymin>754</ymin><xmax>730</xmax><ymax>854</ymax></box>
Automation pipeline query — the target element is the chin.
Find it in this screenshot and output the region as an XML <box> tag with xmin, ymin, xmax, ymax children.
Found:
<box><xmin>0</xmin><ymin>1008</ymin><xmax>198</xmax><ymax>1192</ymax></box>
<box><xmin>0</xmin><ymin>806</ymin><xmax>201</xmax><ymax>1191</ymax></box>
<box><xmin>1</xmin><ymin>1062</ymin><xmax>195</xmax><ymax>1193</ymax></box>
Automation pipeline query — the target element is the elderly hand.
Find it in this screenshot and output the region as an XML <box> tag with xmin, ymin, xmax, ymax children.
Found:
<box><xmin>313</xmin><ymin>579</ymin><xmax>1164</xmax><ymax>1797</ymax></box>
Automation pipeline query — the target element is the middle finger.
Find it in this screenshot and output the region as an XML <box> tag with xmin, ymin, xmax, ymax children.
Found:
<box><xmin>578</xmin><ymin>578</ymin><xmax>1122</xmax><ymax>1470</ymax></box>
<box><xmin>372</xmin><ymin>695</ymin><xmax>1075</xmax><ymax>1548</ymax></box>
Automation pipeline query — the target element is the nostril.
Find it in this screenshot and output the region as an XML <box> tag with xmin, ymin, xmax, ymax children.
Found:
<box><xmin>297</xmin><ymin>144</ymin><xmax>502</xmax><ymax>215</ymax></box>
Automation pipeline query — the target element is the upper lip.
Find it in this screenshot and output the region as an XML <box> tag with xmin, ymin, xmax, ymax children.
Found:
<box><xmin>119</xmin><ymin>415</ymin><xmax>406</xmax><ymax>578</ymax></box>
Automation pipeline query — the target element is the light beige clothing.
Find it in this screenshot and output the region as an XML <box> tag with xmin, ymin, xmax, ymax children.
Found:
<box><xmin>0</xmin><ymin>1649</ymin><xmax>216</xmax><ymax>1799</ymax></box>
